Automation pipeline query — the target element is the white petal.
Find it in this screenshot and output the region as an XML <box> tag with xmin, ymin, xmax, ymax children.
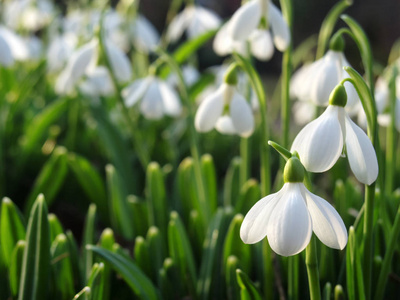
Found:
<box><xmin>240</xmin><ymin>189</ymin><xmax>283</xmax><ymax>244</ymax></box>
<box><xmin>292</xmin><ymin>100</ymin><xmax>316</xmax><ymax>126</ymax></box>
<box><xmin>266</xmin><ymin>183</ymin><xmax>312</xmax><ymax>256</ymax></box>
<box><xmin>215</xmin><ymin>115</ymin><xmax>236</xmax><ymax>135</ymax></box>
<box><xmin>290</xmin><ymin>63</ymin><xmax>313</xmax><ymax>100</ymax></box>
<box><xmin>291</xmin><ymin>105</ymin><xmax>343</xmax><ymax>172</ymax></box>
<box><xmin>228</xmin><ymin>0</ymin><xmax>261</xmax><ymax>41</ymax></box>
<box><xmin>303</xmin><ymin>186</ymin><xmax>348</xmax><ymax>250</ymax></box>
<box><xmin>249</xmin><ymin>29</ymin><xmax>274</xmax><ymax>61</ymax></box>
<box><xmin>0</xmin><ymin>26</ymin><xmax>29</xmax><ymax>60</ymax></box>
<box><xmin>122</xmin><ymin>77</ymin><xmax>151</xmax><ymax>107</ymax></box>
<box><xmin>268</xmin><ymin>2</ymin><xmax>290</xmax><ymax>51</ymax></box>
<box><xmin>105</xmin><ymin>41</ymin><xmax>132</xmax><ymax>83</ymax></box>
<box><xmin>0</xmin><ymin>34</ymin><xmax>14</xmax><ymax>66</ymax></box>
<box><xmin>166</xmin><ymin>8</ymin><xmax>190</xmax><ymax>43</ymax></box>
<box><xmin>158</xmin><ymin>80</ymin><xmax>182</xmax><ymax>117</ymax></box>
<box><xmin>55</xmin><ymin>69</ymin><xmax>75</xmax><ymax>95</ymax></box>
<box><xmin>187</xmin><ymin>6</ymin><xmax>221</xmax><ymax>39</ymax></box>
<box><xmin>140</xmin><ymin>81</ymin><xmax>164</xmax><ymax>120</ymax></box>
<box><xmin>80</xmin><ymin>66</ymin><xmax>114</xmax><ymax>97</ymax></box>
<box><xmin>230</xmin><ymin>92</ymin><xmax>254</xmax><ymax>137</ymax></box>
<box><xmin>345</xmin><ymin>114</ymin><xmax>378</xmax><ymax>185</ymax></box>
<box><xmin>131</xmin><ymin>15</ymin><xmax>160</xmax><ymax>52</ymax></box>
<box><xmin>213</xmin><ymin>22</ymin><xmax>234</xmax><ymax>56</ymax></box>
<box><xmin>194</xmin><ymin>85</ymin><xmax>224</xmax><ymax>132</ymax></box>
<box><xmin>66</xmin><ymin>40</ymin><xmax>98</xmax><ymax>82</ymax></box>
<box><xmin>309</xmin><ymin>51</ymin><xmax>342</xmax><ymax>106</ymax></box>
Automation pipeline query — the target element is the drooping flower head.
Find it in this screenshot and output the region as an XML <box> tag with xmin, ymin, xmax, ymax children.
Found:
<box><xmin>241</xmin><ymin>156</ymin><xmax>348</xmax><ymax>256</ymax></box>
<box><xmin>291</xmin><ymin>84</ymin><xmax>379</xmax><ymax>185</ymax></box>
<box><xmin>194</xmin><ymin>64</ymin><xmax>254</xmax><ymax>137</ymax></box>
<box><xmin>213</xmin><ymin>0</ymin><xmax>290</xmax><ymax>61</ymax></box>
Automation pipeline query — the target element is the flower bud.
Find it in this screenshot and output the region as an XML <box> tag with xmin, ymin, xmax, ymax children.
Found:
<box><xmin>283</xmin><ymin>157</ymin><xmax>305</xmax><ymax>183</ymax></box>
<box><xmin>329</xmin><ymin>84</ymin><xmax>347</xmax><ymax>107</ymax></box>
<box><xmin>329</xmin><ymin>33</ymin><xmax>345</xmax><ymax>52</ymax></box>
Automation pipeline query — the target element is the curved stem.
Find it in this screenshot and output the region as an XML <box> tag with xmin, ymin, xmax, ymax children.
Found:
<box><xmin>306</xmin><ymin>235</ymin><xmax>321</xmax><ymax>300</ymax></box>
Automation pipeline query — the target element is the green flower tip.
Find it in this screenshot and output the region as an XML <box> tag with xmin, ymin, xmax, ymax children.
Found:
<box><xmin>329</xmin><ymin>84</ymin><xmax>347</xmax><ymax>107</ymax></box>
<box><xmin>283</xmin><ymin>157</ymin><xmax>305</xmax><ymax>183</ymax></box>
<box><xmin>329</xmin><ymin>33</ymin><xmax>345</xmax><ymax>52</ymax></box>
<box><xmin>224</xmin><ymin>63</ymin><xmax>238</xmax><ymax>85</ymax></box>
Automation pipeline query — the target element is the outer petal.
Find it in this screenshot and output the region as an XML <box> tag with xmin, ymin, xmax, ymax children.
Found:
<box><xmin>0</xmin><ymin>34</ymin><xmax>14</xmax><ymax>66</ymax></box>
<box><xmin>194</xmin><ymin>85</ymin><xmax>224</xmax><ymax>132</ymax></box>
<box><xmin>303</xmin><ymin>186</ymin><xmax>348</xmax><ymax>250</ymax></box>
<box><xmin>66</xmin><ymin>40</ymin><xmax>98</xmax><ymax>81</ymax></box>
<box><xmin>0</xmin><ymin>26</ymin><xmax>29</xmax><ymax>60</ymax></box>
<box><xmin>291</xmin><ymin>105</ymin><xmax>343</xmax><ymax>172</ymax></box>
<box><xmin>240</xmin><ymin>189</ymin><xmax>283</xmax><ymax>244</ymax></box>
<box><xmin>249</xmin><ymin>29</ymin><xmax>274</xmax><ymax>61</ymax></box>
<box><xmin>292</xmin><ymin>100</ymin><xmax>315</xmax><ymax>126</ymax></box>
<box><xmin>105</xmin><ymin>40</ymin><xmax>132</xmax><ymax>83</ymax></box>
<box><xmin>309</xmin><ymin>51</ymin><xmax>342</xmax><ymax>106</ymax></box>
<box><xmin>122</xmin><ymin>77</ymin><xmax>152</xmax><ymax>107</ymax></box>
<box><xmin>344</xmin><ymin>114</ymin><xmax>378</xmax><ymax>185</ymax></box>
<box><xmin>266</xmin><ymin>183</ymin><xmax>312</xmax><ymax>256</ymax></box>
<box><xmin>229</xmin><ymin>92</ymin><xmax>255</xmax><ymax>137</ymax></box>
<box><xmin>131</xmin><ymin>15</ymin><xmax>160</xmax><ymax>52</ymax></box>
<box><xmin>215</xmin><ymin>115</ymin><xmax>236</xmax><ymax>135</ymax></box>
<box><xmin>187</xmin><ymin>6</ymin><xmax>221</xmax><ymax>39</ymax></box>
<box><xmin>268</xmin><ymin>2</ymin><xmax>290</xmax><ymax>51</ymax></box>
<box><xmin>213</xmin><ymin>22</ymin><xmax>234</xmax><ymax>56</ymax></box>
<box><xmin>228</xmin><ymin>0</ymin><xmax>261</xmax><ymax>41</ymax></box>
<box><xmin>158</xmin><ymin>80</ymin><xmax>182</xmax><ymax>117</ymax></box>
<box><xmin>140</xmin><ymin>81</ymin><xmax>164</xmax><ymax>120</ymax></box>
<box><xmin>290</xmin><ymin>63</ymin><xmax>314</xmax><ymax>100</ymax></box>
<box><xmin>166</xmin><ymin>8</ymin><xmax>190</xmax><ymax>43</ymax></box>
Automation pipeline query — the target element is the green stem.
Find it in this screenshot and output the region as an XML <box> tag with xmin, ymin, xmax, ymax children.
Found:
<box><xmin>374</xmin><ymin>200</ymin><xmax>400</xmax><ymax>300</ymax></box>
<box><xmin>306</xmin><ymin>235</ymin><xmax>321</xmax><ymax>300</ymax></box>
<box><xmin>280</xmin><ymin>0</ymin><xmax>293</xmax><ymax>149</ymax></box>
<box><xmin>240</xmin><ymin>137</ymin><xmax>250</xmax><ymax>187</ymax></box>
<box><xmin>288</xmin><ymin>255</ymin><xmax>299</xmax><ymax>300</ymax></box>
<box><xmin>98</xmin><ymin>17</ymin><xmax>150</xmax><ymax>170</ymax></box>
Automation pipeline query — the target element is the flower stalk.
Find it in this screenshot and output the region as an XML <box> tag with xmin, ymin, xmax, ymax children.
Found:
<box><xmin>306</xmin><ymin>235</ymin><xmax>321</xmax><ymax>300</ymax></box>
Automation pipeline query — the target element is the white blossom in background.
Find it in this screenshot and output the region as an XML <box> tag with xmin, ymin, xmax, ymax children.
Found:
<box><xmin>0</xmin><ymin>26</ymin><xmax>30</xmax><ymax>65</ymax></box>
<box><xmin>122</xmin><ymin>76</ymin><xmax>182</xmax><ymax>120</ymax></box>
<box><xmin>241</xmin><ymin>157</ymin><xmax>347</xmax><ymax>257</ymax></box>
<box><xmin>195</xmin><ymin>82</ymin><xmax>254</xmax><ymax>137</ymax></box>
<box><xmin>129</xmin><ymin>15</ymin><xmax>160</xmax><ymax>53</ymax></box>
<box><xmin>166</xmin><ymin>5</ymin><xmax>221</xmax><ymax>43</ymax></box>
<box><xmin>291</xmin><ymin>85</ymin><xmax>378</xmax><ymax>185</ymax></box>
<box><xmin>47</xmin><ymin>34</ymin><xmax>78</xmax><ymax>73</ymax></box>
<box><xmin>214</xmin><ymin>0</ymin><xmax>290</xmax><ymax>60</ymax></box>
<box><xmin>167</xmin><ymin>65</ymin><xmax>200</xmax><ymax>88</ymax></box>
<box><xmin>79</xmin><ymin>66</ymin><xmax>114</xmax><ymax>97</ymax></box>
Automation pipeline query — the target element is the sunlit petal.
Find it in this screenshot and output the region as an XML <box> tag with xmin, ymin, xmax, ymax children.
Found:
<box><xmin>304</xmin><ymin>186</ymin><xmax>348</xmax><ymax>250</ymax></box>
<box><xmin>140</xmin><ymin>81</ymin><xmax>164</xmax><ymax>120</ymax></box>
<box><xmin>266</xmin><ymin>183</ymin><xmax>312</xmax><ymax>257</ymax></box>
<box><xmin>158</xmin><ymin>80</ymin><xmax>182</xmax><ymax>117</ymax></box>
<box><xmin>122</xmin><ymin>77</ymin><xmax>151</xmax><ymax>107</ymax></box>
<box><xmin>166</xmin><ymin>8</ymin><xmax>190</xmax><ymax>43</ymax></box>
<box><xmin>195</xmin><ymin>85</ymin><xmax>224</xmax><ymax>132</ymax></box>
<box><xmin>291</xmin><ymin>105</ymin><xmax>343</xmax><ymax>172</ymax></box>
<box><xmin>105</xmin><ymin>40</ymin><xmax>132</xmax><ymax>83</ymax></box>
<box><xmin>268</xmin><ymin>2</ymin><xmax>290</xmax><ymax>51</ymax></box>
<box><xmin>345</xmin><ymin>114</ymin><xmax>378</xmax><ymax>185</ymax></box>
<box><xmin>230</xmin><ymin>92</ymin><xmax>254</xmax><ymax>137</ymax></box>
<box><xmin>215</xmin><ymin>115</ymin><xmax>236</xmax><ymax>135</ymax></box>
<box><xmin>249</xmin><ymin>29</ymin><xmax>274</xmax><ymax>61</ymax></box>
<box><xmin>228</xmin><ymin>0</ymin><xmax>261</xmax><ymax>41</ymax></box>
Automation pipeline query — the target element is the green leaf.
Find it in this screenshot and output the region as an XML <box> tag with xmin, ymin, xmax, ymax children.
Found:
<box><xmin>9</xmin><ymin>240</ymin><xmax>26</xmax><ymax>297</ymax></box>
<box><xmin>223</xmin><ymin>157</ymin><xmax>241</xmax><ymax>207</ymax></box>
<box><xmin>146</xmin><ymin>226</ymin><xmax>166</xmax><ymax>285</ymax></box>
<box><xmin>25</xmin><ymin>147</ymin><xmax>68</xmax><ymax>214</ymax></box>
<box><xmin>316</xmin><ymin>0</ymin><xmax>353</xmax><ymax>59</ymax></box>
<box><xmin>50</xmin><ymin>234</ymin><xmax>75</xmax><ymax>300</ymax></box>
<box><xmin>159</xmin><ymin>258</ymin><xmax>181</xmax><ymax>300</ymax></box>
<box><xmin>88</xmin><ymin>246</ymin><xmax>160</xmax><ymax>300</ymax></box>
<box><xmin>222</xmin><ymin>214</ymin><xmax>251</xmax><ymax>275</ymax></box>
<box><xmin>48</xmin><ymin>213</ymin><xmax>64</xmax><ymax>243</ymax></box>
<box><xmin>65</xmin><ymin>230</ymin><xmax>82</xmax><ymax>291</ymax></box>
<box><xmin>1</xmin><ymin>197</ymin><xmax>26</xmax><ymax>266</ymax></box>
<box><xmin>226</xmin><ymin>256</ymin><xmax>240</xmax><ymax>300</ymax></box>
<box><xmin>68</xmin><ymin>153</ymin><xmax>108</xmax><ymax>219</ymax></box>
<box><xmin>82</xmin><ymin>204</ymin><xmax>97</xmax><ymax>282</ymax></box>
<box><xmin>98</xmin><ymin>228</ymin><xmax>115</xmax><ymax>300</ymax></box>
<box><xmin>236</xmin><ymin>269</ymin><xmax>263</xmax><ymax>300</ymax></box>
<box><xmin>87</xmin><ymin>263</ymin><xmax>105</xmax><ymax>300</ymax></box>
<box><xmin>18</xmin><ymin>194</ymin><xmax>50</xmax><ymax>300</ymax></box>
<box><xmin>346</xmin><ymin>226</ymin><xmax>365</xmax><ymax>300</ymax></box>
<box><xmin>177</xmin><ymin>157</ymin><xmax>198</xmax><ymax>223</ymax></box>
<box><xmin>134</xmin><ymin>236</ymin><xmax>152</xmax><ymax>279</ymax></box>
<box><xmin>146</xmin><ymin>162</ymin><xmax>168</xmax><ymax>232</ymax></box>
<box><xmin>168</xmin><ymin>211</ymin><xmax>197</xmax><ymax>296</ymax></box>
<box><xmin>201</xmin><ymin>154</ymin><xmax>217</xmax><ymax>214</ymax></box>
<box><xmin>106</xmin><ymin>165</ymin><xmax>134</xmax><ymax>240</ymax></box>
<box><xmin>19</xmin><ymin>97</ymin><xmax>69</xmax><ymax>159</ymax></box>
<box><xmin>73</xmin><ymin>287</ymin><xmax>91</xmax><ymax>300</ymax></box>
<box><xmin>127</xmin><ymin>195</ymin><xmax>148</xmax><ymax>238</ymax></box>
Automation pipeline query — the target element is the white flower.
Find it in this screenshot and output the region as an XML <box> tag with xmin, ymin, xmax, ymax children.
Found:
<box><xmin>291</xmin><ymin>50</ymin><xmax>359</xmax><ymax>111</ymax></box>
<box><xmin>194</xmin><ymin>83</ymin><xmax>254</xmax><ymax>137</ymax></box>
<box><xmin>0</xmin><ymin>32</ymin><xmax>13</xmax><ymax>67</ymax></box>
<box><xmin>167</xmin><ymin>65</ymin><xmax>200</xmax><ymax>88</ymax></box>
<box><xmin>47</xmin><ymin>34</ymin><xmax>77</xmax><ymax>73</ymax></box>
<box><xmin>122</xmin><ymin>76</ymin><xmax>182</xmax><ymax>120</ymax></box>
<box><xmin>129</xmin><ymin>15</ymin><xmax>160</xmax><ymax>53</ymax></box>
<box><xmin>79</xmin><ymin>66</ymin><xmax>114</xmax><ymax>97</ymax></box>
<box><xmin>105</xmin><ymin>40</ymin><xmax>132</xmax><ymax>83</ymax></box>
<box><xmin>166</xmin><ymin>5</ymin><xmax>221</xmax><ymax>43</ymax></box>
<box><xmin>291</xmin><ymin>89</ymin><xmax>379</xmax><ymax>185</ymax></box>
<box><xmin>214</xmin><ymin>0</ymin><xmax>289</xmax><ymax>60</ymax></box>
<box><xmin>0</xmin><ymin>26</ymin><xmax>29</xmax><ymax>62</ymax></box>
<box><xmin>241</xmin><ymin>158</ymin><xmax>347</xmax><ymax>257</ymax></box>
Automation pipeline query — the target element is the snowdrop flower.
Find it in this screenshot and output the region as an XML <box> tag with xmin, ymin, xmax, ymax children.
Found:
<box><xmin>291</xmin><ymin>35</ymin><xmax>359</xmax><ymax>112</ymax></box>
<box><xmin>79</xmin><ymin>66</ymin><xmax>114</xmax><ymax>97</ymax></box>
<box><xmin>166</xmin><ymin>5</ymin><xmax>221</xmax><ymax>43</ymax></box>
<box><xmin>167</xmin><ymin>65</ymin><xmax>200</xmax><ymax>88</ymax></box>
<box><xmin>241</xmin><ymin>156</ymin><xmax>347</xmax><ymax>256</ymax></box>
<box><xmin>291</xmin><ymin>84</ymin><xmax>379</xmax><ymax>185</ymax></box>
<box><xmin>194</xmin><ymin>65</ymin><xmax>254</xmax><ymax>137</ymax></box>
<box><xmin>214</xmin><ymin>0</ymin><xmax>289</xmax><ymax>60</ymax></box>
<box><xmin>0</xmin><ymin>26</ymin><xmax>29</xmax><ymax>64</ymax></box>
<box><xmin>122</xmin><ymin>76</ymin><xmax>182</xmax><ymax>120</ymax></box>
<box><xmin>129</xmin><ymin>15</ymin><xmax>160</xmax><ymax>53</ymax></box>
<box><xmin>47</xmin><ymin>34</ymin><xmax>77</xmax><ymax>73</ymax></box>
